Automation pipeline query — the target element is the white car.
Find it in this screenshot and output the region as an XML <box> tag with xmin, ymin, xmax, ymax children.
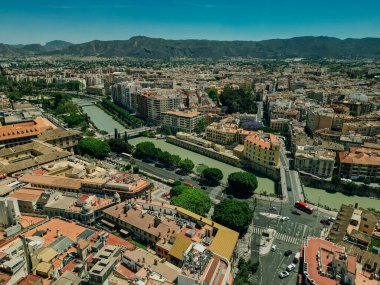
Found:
<box><xmin>279</xmin><ymin>271</ymin><xmax>289</xmax><ymax>278</ymax></box>
<box><xmin>280</xmin><ymin>216</ymin><xmax>290</xmax><ymax>221</ymax></box>
<box><xmin>271</xmin><ymin>245</ymin><xmax>277</xmax><ymax>252</ymax></box>
<box><xmin>286</xmin><ymin>263</ymin><xmax>296</xmax><ymax>272</ymax></box>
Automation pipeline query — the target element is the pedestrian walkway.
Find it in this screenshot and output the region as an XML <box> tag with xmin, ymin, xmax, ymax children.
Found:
<box><xmin>252</xmin><ymin>226</ymin><xmax>302</xmax><ymax>245</ymax></box>
<box><xmin>274</xmin><ymin>232</ymin><xmax>302</xmax><ymax>245</ymax></box>
<box><xmin>252</xmin><ymin>226</ymin><xmax>265</xmax><ymax>235</ymax></box>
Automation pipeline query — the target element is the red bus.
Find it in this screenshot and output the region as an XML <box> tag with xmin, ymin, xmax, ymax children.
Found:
<box><xmin>295</xmin><ymin>201</ymin><xmax>313</xmax><ymax>214</ymax></box>
<box><xmin>183</xmin><ymin>182</ymin><xmax>193</xmax><ymax>187</ymax></box>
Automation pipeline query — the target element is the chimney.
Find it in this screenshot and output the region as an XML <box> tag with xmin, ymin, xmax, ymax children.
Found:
<box><xmin>56</xmin><ymin>229</ymin><xmax>61</xmax><ymax>238</ymax></box>
<box><xmin>154</xmin><ymin>216</ymin><xmax>161</xmax><ymax>228</ymax></box>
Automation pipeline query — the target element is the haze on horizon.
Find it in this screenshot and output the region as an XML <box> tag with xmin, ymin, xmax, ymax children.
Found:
<box><xmin>1</xmin><ymin>0</ymin><xmax>380</xmax><ymax>45</ymax></box>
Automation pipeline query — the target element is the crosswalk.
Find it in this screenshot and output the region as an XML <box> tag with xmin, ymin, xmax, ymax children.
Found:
<box><xmin>252</xmin><ymin>226</ymin><xmax>302</xmax><ymax>245</ymax></box>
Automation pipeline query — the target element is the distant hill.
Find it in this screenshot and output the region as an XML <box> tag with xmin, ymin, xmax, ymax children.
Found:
<box><xmin>44</xmin><ymin>40</ymin><xmax>73</xmax><ymax>51</ymax></box>
<box><xmin>1</xmin><ymin>36</ymin><xmax>380</xmax><ymax>59</ymax></box>
<box><xmin>0</xmin><ymin>40</ymin><xmax>72</xmax><ymax>57</ymax></box>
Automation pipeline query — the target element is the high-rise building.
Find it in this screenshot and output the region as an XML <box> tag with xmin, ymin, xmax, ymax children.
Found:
<box><xmin>136</xmin><ymin>88</ymin><xmax>181</xmax><ymax>123</ymax></box>
<box><xmin>0</xmin><ymin>197</ymin><xmax>21</xmax><ymax>226</ymax></box>
<box><xmin>161</xmin><ymin>110</ymin><xmax>204</xmax><ymax>133</ymax></box>
<box><xmin>111</xmin><ymin>82</ymin><xmax>141</xmax><ymax>112</ymax></box>
<box><xmin>306</xmin><ymin>107</ymin><xmax>334</xmax><ymax>134</ymax></box>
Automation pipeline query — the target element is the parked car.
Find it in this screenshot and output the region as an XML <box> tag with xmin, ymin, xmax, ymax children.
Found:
<box><xmin>280</xmin><ymin>216</ymin><xmax>290</xmax><ymax>222</ymax></box>
<box><xmin>286</xmin><ymin>263</ymin><xmax>296</xmax><ymax>272</ymax></box>
<box><xmin>270</xmin><ymin>206</ymin><xmax>277</xmax><ymax>211</ymax></box>
<box><xmin>284</xmin><ymin>250</ymin><xmax>293</xmax><ymax>257</ymax></box>
<box><xmin>279</xmin><ymin>271</ymin><xmax>289</xmax><ymax>278</ymax></box>
<box><xmin>291</xmin><ymin>210</ymin><xmax>301</xmax><ymax>215</ymax></box>
<box><xmin>271</xmin><ymin>245</ymin><xmax>277</xmax><ymax>252</ymax></box>
<box><xmin>320</xmin><ymin>219</ymin><xmax>331</xmax><ymax>225</ymax></box>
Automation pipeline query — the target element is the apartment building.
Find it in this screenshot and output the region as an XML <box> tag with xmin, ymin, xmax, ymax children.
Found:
<box><xmin>294</xmin><ymin>146</ymin><xmax>336</xmax><ymax>178</ymax></box>
<box><xmin>137</xmin><ymin>88</ymin><xmax>182</xmax><ymax>123</ymax></box>
<box><xmin>338</xmin><ymin>148</ymin><xmax>380</xmax><ymax>182</ymax></box>
<box><xmin>111</xmin><ymin>81</ymin><xmax>141</xmax><ymax>112</ymax></box>
<box><xmin>243</xmin><ymin>131</ymin><xmax>280</xmax><ymax>167</ymax></box>
<box><xmin>161</xmin><ymin>110</ymin><xmax>204</xmax><ymax>133</ymax></box>
<box><xmin>306</xmin><ymin>107</ymin><xmax>334</xmax><ymax>134</ymax></box>
<box><xmin>205</xmin><ymin>118</ymin><xmax>250</xmax><ymax>145</ymax></box>
<box><xmin>342</xmin><ymin>121</ymin><xmax>380</xmax><ymax>137</ymax></box>
<box><xmin>270</xmin><ymin>118</ymin><xmax>290</xmax><ymax>134</ymax></box>
<box><xmin>302</xmin><ymin>238</ymin><xmax>356</xmax><ymax>285</ymax></box>
<box><xmin>102</xmin><ymin>200</ymin><xmax>239</xmax><ymax>264</ymax></box>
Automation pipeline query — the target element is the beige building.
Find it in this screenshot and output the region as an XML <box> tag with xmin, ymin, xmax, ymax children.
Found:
<box><xmin>37</xmin><ymin>128</ymin><xmax>82</xmax><ymax>153</ymax></box>
<box><xmin>338</xmin><ymin>148</ymin><xmax>380</xmax><ymax>182</ymax></box>
<box><xmin>205</xmin><ymin>118</ymin><xmax>250</xmax><ymax>145</ymax></box>
<box><xmin>270</xmin><ymin>118</ymin><xmax>289</xmax><ymax>134</ymax></box>
<box><xmin>137</xmin><ymin>88</ymin><xmax>181</xmax><ymax>123</ymax></box>
<box><xmin>306</xmin><ymin>107</ymin><xmax>334</xmax><ymax>134</ymax></box>
<box><xmin>294</xmin><ymin>146</ymin><xmax>336</xmax><ymax>178</ymax></box>
<box><xmin>161</xmin><ymin>110</ymin><xmax>204</xmax><ymax>133</ymax></box>
<box><xmin>342</xmin><ymin>121</ymin><xmax>380</xmax><ymax>137</ymax></box>
<box><xmin>243</xmin><ymin>131</ymin><xmax>280</xmax><ymax>168</ymax></box>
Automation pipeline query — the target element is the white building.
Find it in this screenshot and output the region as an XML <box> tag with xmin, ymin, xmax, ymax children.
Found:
<box><xmin>0</xmin><ymin>197</ymin><xmax>21</xmax><ymax>227</ymax></box>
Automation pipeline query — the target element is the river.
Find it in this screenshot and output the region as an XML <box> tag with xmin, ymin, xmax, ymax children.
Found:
<box><xmin>73</xmin><ymin>98</ymin><xmax>125</xmax><ymax>133</ymax></box>
<box><xmin>128</xmin><ymin>137</ymin><xmax>276</xmax><ymax>194</ymax></box>
<box><xmin>73</xmin><ymin>98</ymin><xmax>276</xmax><ymax>194</ymax></box>
<box><xmin>304</xmin><ymin>187</ymin><xmax>380</xmax><ymax>211</ymax></box>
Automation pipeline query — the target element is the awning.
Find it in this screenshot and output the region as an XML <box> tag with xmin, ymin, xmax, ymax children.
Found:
<box><xmin>120</xmin><ymin>229</ymin><xmax>129</xmax><ymax>235</ymax></box>
<box><xmin>101</xmin><ymin>219</ymin><xmax>115</xmax><ymax>228</ymax></box>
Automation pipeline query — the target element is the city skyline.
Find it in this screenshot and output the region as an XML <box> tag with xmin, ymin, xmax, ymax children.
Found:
<box><xmin>1</xmin><ymin>0</ymin><xmax>380</xmax><ymax>44</ymax></box>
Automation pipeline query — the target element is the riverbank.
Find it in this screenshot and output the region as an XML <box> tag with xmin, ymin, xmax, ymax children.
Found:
<box><xmin>304</xmin><ymin>186</ymin><xmax>380</xmax><ymax>211</ymax></box>
<box><xmin>128</xmin><ymin>137</ymin><xmax>277</xmax><ymax>195</ymax></box>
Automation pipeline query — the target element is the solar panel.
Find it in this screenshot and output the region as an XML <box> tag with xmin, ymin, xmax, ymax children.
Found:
<box><xmin>78</xmin><ymin>229</ymin><xmax>95</xmax><ymax>241</ymax></box>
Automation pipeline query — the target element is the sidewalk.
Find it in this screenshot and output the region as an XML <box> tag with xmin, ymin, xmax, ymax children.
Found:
<box><xmin>259</xmin><ymin>228</ymin><xmax>276</xmax><ymax>256</ymax></box>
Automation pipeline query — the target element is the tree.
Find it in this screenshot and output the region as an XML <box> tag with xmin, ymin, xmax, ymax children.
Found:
<box><xmin>108</xmin><ymin>138</ymin><xmax>134</xmax><ymax>154</ymax></box>
<box><xmin>55</xmin><ymin>100</ymin><xmax>79</xmax><ymax>114</ymax></box>
<box><xmin>332</xmin><ymin>174</ymin><xmax>341</xmax><ymax>185</ymax></box>
<box><xmin>195</xmin><ymin>164</ymin><xmax>209</xmax><ymax>175</ymax></box>
<box><xmin>157</xmin><ymin>151</ymin><xmax>179</xmax><ymax>169</ymax></box>
<box><xmin>170</xmin><ymin>185</ymin><xmax>212</xmax><ymax>216</ymax></box>
<box><xmin>63</xmin><ymin>114</ymin><xmax>86</xmax><ymax>127</ymax></box>
<box><xmin>234</xmin><ymin>258</ymin><xmax>260</xmax><ymax>284</ymax></box>
<box><xmin>213</xmin><ymin>199</ymin><xmax>253</xmax><ymax>235</ymax></box>
<box><xmin>171</xmin><ymin>155</ymin><xmax>181</xmax><ymax>168</ymax></box>
<box><xmin>179</xmin><ymin>158</ymin><xmax>194</xmax><ymax>174</ymax></box>
<box><xmin>194</xmin><ymin>117</ymin><xmax>207</xmax><ymax>134</ymax></box>
<box><xmin>134</xmin><ymin>142</ymin><xmax>157</xmax><ymax>159</ymax></box>
<box><xmin>201</xmin><ymin>168</ymin><xmax>223</xmax><ymax>186</ymax></box>
<box><xmin>219</xmin><ymin>85</ymin><xmax>256</xmax><ymax>114</ymax></box>
<box><xmin>133</xmin><ymin>166</ymin><xmax>139</xmax><ymax>174</ymax></box>
<box><xmin>208</xmin><ymin>88</ymin><xmax>219</xmax><ymax>102</ymax></box>
<box><xmin>78</xmin><ymin>138</ymin><xmax>110</xmax><ymax>159</ymax></box>
<box><xmin>228</xmin><ymin>171</ymin><xmax>258</xmax><ymax>198</ymax></box>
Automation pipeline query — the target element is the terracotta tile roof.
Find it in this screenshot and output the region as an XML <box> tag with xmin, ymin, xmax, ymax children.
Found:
<box><xmin>245</xmin><ymin>131</ymin><xmax>279</xmax><ymax>150</ymax></box>
<box><xmin>339</xmin><ymin>148</ymin><xmax>380</xmax><ymax>166</ymax></box>
<box><xmin>0</xmin><ymin>118</ymin><xmax>56</xmax><ymax>142</ymax></box>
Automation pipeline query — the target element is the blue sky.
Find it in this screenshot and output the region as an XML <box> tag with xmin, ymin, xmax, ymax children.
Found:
<box><xmin>1</xmin><ymin>0</ymin><xmax>380</xmax><ymax>44</ymax></box>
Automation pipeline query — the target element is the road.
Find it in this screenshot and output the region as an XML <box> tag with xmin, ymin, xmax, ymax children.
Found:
<box><xmin>250</xmin><ymin>200</ymin><xmax>332</xmax><ymax>285</ymax></box>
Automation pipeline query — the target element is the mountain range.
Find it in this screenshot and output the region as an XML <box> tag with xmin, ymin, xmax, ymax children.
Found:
<box><xmin>1</xmin><ymin>36</ymin><xmax>380</xmax><ymax>59</ymax></box>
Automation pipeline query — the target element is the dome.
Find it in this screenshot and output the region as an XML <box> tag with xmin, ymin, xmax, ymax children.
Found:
<box><xmin>113</xmin><ymin>192</ymin><xmax>121</xmax><ymax>202</ymax></box>
<box><xmin>82</xmin><ymin>202</ymin><xmax>92</xmax><ymax>213</ymax></box>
